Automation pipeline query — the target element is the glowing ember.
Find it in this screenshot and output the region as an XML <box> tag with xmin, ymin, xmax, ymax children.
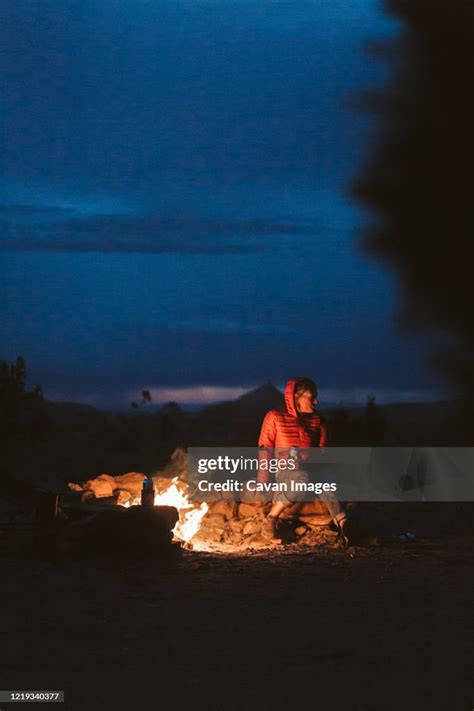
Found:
<box><xmin>123</xmin><ymin>477</ymin><xmax>208</xmax><ymax>544</ymax></box>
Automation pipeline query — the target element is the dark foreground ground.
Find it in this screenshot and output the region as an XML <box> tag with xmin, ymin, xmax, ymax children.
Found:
<box><xmin>1</xmin><ymin>504</ymin><xmax>473</xmax><ymax>711</ymax></box>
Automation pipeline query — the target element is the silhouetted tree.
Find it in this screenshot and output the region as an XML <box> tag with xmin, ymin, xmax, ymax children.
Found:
<box><xmin>32</xmin><ymin>384</ymin><xmax>44</xmax><ymax>401</ymax></box>
<box><xmin>0</xmin><ymin>356</ymin><xmax>46</xmax><ymax>480</ymax></box>
<box><xmin>364</xmin><ymin>395</ymin><xmax>386</xmax><ymax>444</ymax></box>
<box><xmin>1</xmin><ymin>356</ymin><xmax>26</xmax><ymax>404</ymax></box>
<box><xmin>352</xmin><ymin>0</ymin><xmax>474</xmax><ymax>435</ymax></box>
<box><xmin>13</xmin><ymin>356</ymin><xmax>26</xmax><ymax>392</ymax></box>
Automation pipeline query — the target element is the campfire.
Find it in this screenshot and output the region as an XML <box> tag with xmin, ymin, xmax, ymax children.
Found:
<box><xmin>67</xmin><ymin>448</ymin><xmax>345</xmax><ymax>553</ymax></box>
<box><xmin>122</xmin><ymin>477</ymin><xmax>209</xmax><ymax>545</ymax></box>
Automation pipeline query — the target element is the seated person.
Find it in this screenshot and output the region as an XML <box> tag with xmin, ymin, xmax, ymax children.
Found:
<box><xmin>257</xmin><ymin>376</ymin><xmax>354</xmax><ymax>545</ymax></box>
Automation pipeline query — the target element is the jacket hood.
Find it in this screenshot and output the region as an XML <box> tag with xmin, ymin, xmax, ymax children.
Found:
<box><xmin>284</xmin><ymin>378</ymin><xmax>300</xmax><ymax>417</ymax></box>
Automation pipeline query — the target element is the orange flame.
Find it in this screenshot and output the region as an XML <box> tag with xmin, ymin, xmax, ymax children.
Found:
<box><xmin>123</xmin><ymin>477</ymin><xmax>208</xmax><ymax>544</ymax></box>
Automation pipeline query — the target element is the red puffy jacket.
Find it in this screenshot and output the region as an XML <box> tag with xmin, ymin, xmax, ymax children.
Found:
<box><xmin>257</xmin><ymin>377</ymin><xmax>327</xmax><ymax>483</ymax></box>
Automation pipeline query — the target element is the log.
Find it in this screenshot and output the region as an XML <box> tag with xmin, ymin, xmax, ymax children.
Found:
<box><xmin>73</xmin><ymin>505</ymin><xmax>180</xmax><ymax>557</ymax></box>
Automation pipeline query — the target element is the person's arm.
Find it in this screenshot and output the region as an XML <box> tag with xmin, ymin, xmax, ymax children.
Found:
<box><xmin>257</xmin><ymin>411</ymin><xmax>277</xmax><ymax>484</ymax></box>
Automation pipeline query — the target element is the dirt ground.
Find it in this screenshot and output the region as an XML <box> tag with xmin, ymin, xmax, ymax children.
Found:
<box><xmin>1</xmin><ymin>503</ymin><xmax>473</xmax><ymax>711</ymax></box>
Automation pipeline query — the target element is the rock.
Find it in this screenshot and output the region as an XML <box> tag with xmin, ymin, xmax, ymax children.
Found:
<box><xmin>84</xmin><ymin>474</ymin><xmax>116</xmax><ymax>498</ymax></box>
<box><xmin>286</xmin><ymin>500</ymin><xmax>329</xmax><ymax>516</ymax></box>
<box><xmin>243</xmin><ymin>520</ymin><xmax>260</xmax><ymax>536</ymax></box>
<box><xmin>323</xmin><ymin>528</ymin><xmax>338</xmax><ymax>537</ymax></box>
<box><xmin>116</xmin><ymin>490</ymin><xmax>131</xmax><ymax>506</ymax></box>
<box><xmin>304</xmin><ymin>520</ymin><xmax>333</xmax><ymax>531</ymax></box>
<box><xmin>238</xmin><ymin>502</ymin><xmax>262</xmax><ymax>518</ymax></box>
<box><xmin>243</xmin><ymin>533</ymin><xmax>268</xmax><ymax>548</ymax></box>
<box><xmin>152</xmin><ymin>475</ymin><xmax>187</xmax><ymax>497</ymax></box>
<box><xmin>301</xmin><ymin>529</ymin><xmax>326</xmax><ymax>545</ymax></box>
<box><xmin>225</xmin><ymin>533</ymin><xmax>244</xmax><ymax>546</ymax></box>
<box><xmin>228</xmin><ymin>518</ymin><xmax>245</xmax><ymax>533</ymax></box>
<box><xmin>113</xmin><ymin>472</ymin><xmax>146</xmax><ymax>498</ymax></box>
<box><xmin>196</xmin><ymin>526</ymin><xmax>224</xmax><ymax>543</ymax></box>
<box><xmin>204</xmin><ymin>513</ymin><xmax>226</xmax><ymax>526</ymax></box>
<box><xmin>207</xmin><ymin>500</ymin><xmax>236</xmax><ymax>519</ymax></box>
<box><xmin>298</xmin><ymin>514</ymin><xmax>333</xmax><ymax>527</ymax></box>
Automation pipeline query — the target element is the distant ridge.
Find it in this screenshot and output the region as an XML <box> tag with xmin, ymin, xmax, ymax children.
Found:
<box><xmin>199</xmin><ymin>381</ymin><xmax>284</xmax><ymax>416</ymax></box>
<box><xmin>236</xmin><ymin>381</ymin><xmax>284</xmax><ymax>410</ymax></box>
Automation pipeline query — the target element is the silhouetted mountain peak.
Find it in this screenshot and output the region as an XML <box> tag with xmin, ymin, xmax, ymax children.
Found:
<box><xmin>237</xmin><ymin>381</ymin><xmax>284</xmax><ymax>409</ymax></box>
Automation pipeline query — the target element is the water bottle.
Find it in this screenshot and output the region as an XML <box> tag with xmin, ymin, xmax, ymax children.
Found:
<box><xmin>289</xmin><ymin>446</ymin><xmax>300</xmax><ymax>466</ymax></box>
<box><xmin>141</xmin><ymin>476</ymin><xmax>155</xmax><ymax>507</ymax></box>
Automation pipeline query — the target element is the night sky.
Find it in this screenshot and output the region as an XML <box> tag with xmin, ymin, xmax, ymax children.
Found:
<box><xmin>0</xmin><ymin>1</ymin><xmax>448</xmax><ymax>409</ymax></box>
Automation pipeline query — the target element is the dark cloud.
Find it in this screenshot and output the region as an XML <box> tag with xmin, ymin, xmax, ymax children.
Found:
<box><xmin>0</xmin><ymin>204</ymin><xmax>78</xmax><ymax>217</ymax></box>
<box><xmin>0</xmin><ymin>210</ymin><xmax>324</xmax><ymax>253</ymax></box>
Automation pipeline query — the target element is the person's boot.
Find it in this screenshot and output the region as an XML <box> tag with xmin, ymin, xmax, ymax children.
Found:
<box><xmin>338</xmin><ymin>516</ymin><xmax>356</xmax><ymax>547</ymax></box>
<box><xmin>262</xmin><ymin>515</ymin><xmax>282</xmax><ymax>544</ymax></box>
